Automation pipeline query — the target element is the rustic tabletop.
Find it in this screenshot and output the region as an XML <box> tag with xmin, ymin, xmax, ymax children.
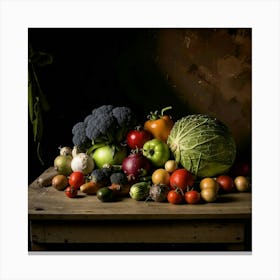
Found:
<box><xmin>28</xmin><ymin>167</ymin><xmax>252</xmax><ymax>251</ymax></box>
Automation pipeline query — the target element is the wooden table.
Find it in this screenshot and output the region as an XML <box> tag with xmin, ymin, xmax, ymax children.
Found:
<box><xmin>28</xmin><ymin>168</ymin><xmax>252</xmax><ymax>251</ymax></box>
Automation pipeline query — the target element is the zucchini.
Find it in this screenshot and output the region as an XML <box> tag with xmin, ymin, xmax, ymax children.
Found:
<box><xmin>129</xmin><ymin>182</ymin><xmax>150</xmax><ymax>201</ymax></box>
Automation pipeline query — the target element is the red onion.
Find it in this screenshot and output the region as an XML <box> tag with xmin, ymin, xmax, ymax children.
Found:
<box><xmin>122</xmin><ymin>152</ymin><xmax>150</xmax><ymax>181</ymax></box>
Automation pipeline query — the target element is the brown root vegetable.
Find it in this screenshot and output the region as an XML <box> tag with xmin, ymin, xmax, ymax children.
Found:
<box><xmin>148</xmin><ymin>184</ymin><xmax>170</xmax><ymax>202</ymax></box>
<box><xmin>108</xmin><ymin>183</ymin><xmax>131</xmax><ymax>197</ymax></box>
<box><xmin>80</xmin><ymin>181</ymin><xmax>100</xmax><ymax>195</ymax></box>
<box><xmin>52</xmin><ymin>174</ymin><xmax>68</xmax><ymax>191</ymax></box>
<box><xmin>37</xmin><ymin>169</ymin><xmax>59</xmax><ymax>187</ymax></box>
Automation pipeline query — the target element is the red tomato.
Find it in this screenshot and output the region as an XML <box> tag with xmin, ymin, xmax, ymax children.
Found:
<box><xmin>167</xmin><ymin>189</ymin><xmax>184</xmax><ymax>204</ymax></box>
<box><xmin>216</xmin><ymin>175</ymin><xmax>234</xmax><ymax>193</ymax></box>
<box><xmin>126</xmin><ymin>128</ymin><xmax>153</xmax><ymax>149</ymax></box>
<box><xmin>68</xmin><ymin>171</ymin><xmax>85</xmax><ymax>189</ymax></box>
<box><xmin>169</xmin><ymin>168</ymin><xmax>194</xmax><ymax>191</ymax></box>
<box><xmin>185</xmin><ymin>190</ymin><xmax>200</xmax><ymax>204</ymax></box>
<box><xmin>65</xmin><ymin>186</ymin><xmax>78</xmax><ymax>198</ymax></box>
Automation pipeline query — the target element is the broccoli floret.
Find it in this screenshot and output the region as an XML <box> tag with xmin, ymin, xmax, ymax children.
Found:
<box><xmin>112</xmin><ymin>106</ymin><xmax>135</xmax><ymax>128</ymax></box>
<box><xmin>112</xmin><ymin>106</ymin><xmax>136</xmax><ymax>142</ymax></box>
<box><xmin>101</xmin><ymin>167</ymin><xmax>113</xmax><ymax>178</ymax></box>
<box><xmin>92</xmin><ymin>105</ymin><xmax>114</xmax><ymax>116</ymax></box>
<box><xmin>71</xmin><ymin>105</ymin><xmax>137</xmax><ymax>149</ymax></box>
<box><xmin>84</xmin><ymin>114</ymin><xmax>103</xmax><ymax>140</ymax></box>
<box><xmin>90</xmin><ymin>168</ymin><xmax>110</xmax><ymax>187</ymax></box>
<box><xmin>86</xmin><ymin>107</ymin><xmax>115</xmax><ymax>140</ymax></box>
<box><xmin>110</xmin><ymin>172</ymin><xmax>128</xmax><ymax>185</ymax></box>
<box><xmin>72</xmin><ymin>122</ymin><xmax>91</xmax><ymax>150</ymax></box>
<box><xmin>84</xmin><ymin>114</ymin><xmax>93</xmax><ymax>125</ymax></box>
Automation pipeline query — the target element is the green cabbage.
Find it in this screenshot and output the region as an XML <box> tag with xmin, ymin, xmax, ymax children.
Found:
<box><xmin>167</xmin><ymin>114</ymin><xmax>236</xmax><ymax>178</ymax></box>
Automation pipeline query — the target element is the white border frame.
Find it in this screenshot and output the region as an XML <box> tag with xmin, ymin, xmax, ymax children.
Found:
<box><xmin>1</xmin><ymin>1</ymin><xmax>280</xmax><ymax>279</ymax></box>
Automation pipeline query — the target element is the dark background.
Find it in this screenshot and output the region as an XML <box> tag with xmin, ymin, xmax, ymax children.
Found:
<box><xmin>28</xmin><ymin>28</ymin><xmax>252</xmax><ymax>183</ymax></box>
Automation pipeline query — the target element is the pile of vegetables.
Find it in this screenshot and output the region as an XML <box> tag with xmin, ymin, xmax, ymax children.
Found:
<box><xmin>38</xmin><ymin>104</ymin><xmax>251</xmax><ymax>204</ymax></box>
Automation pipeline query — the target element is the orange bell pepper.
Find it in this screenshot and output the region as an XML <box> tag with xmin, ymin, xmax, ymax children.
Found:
<box><xmin>144</xmin><ymin>106</ymin><xmax>174</xmax><ymax>143</ymax></box>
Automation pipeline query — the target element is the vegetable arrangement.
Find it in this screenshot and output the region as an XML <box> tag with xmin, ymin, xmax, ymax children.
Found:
<box><xmin>42</xmin><ymin>104</ymin><xmax>251</xmax><ymax>204</ymax></box>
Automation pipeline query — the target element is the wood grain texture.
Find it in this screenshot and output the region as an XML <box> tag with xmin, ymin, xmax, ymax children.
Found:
<box><xmin>31</xmin><ymin>220</ymin><xmax>245</xmax><ymax>244</ymax></box>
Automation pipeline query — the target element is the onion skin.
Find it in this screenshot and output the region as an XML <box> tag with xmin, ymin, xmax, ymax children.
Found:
<box><xmin>54</xmin><ymin>155</ymin><xmax>72</xmax><ymax>176</ymax></box>
<box><xmin>122</xmin><ymin>153</ymin><xmax>151</xmax><ymax>182</ymax></box>
<box><xmin>59</xmin><ymin>146</ymin><xmax>72</xmax><ymax>156</ymax></box>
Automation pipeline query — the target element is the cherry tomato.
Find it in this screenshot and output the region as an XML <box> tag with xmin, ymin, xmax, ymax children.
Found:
<box><xmin>185</xmin><ymin>190</ymin><xmax>200</xmax><ymax>204</ymax></box>
<box><xmin>126</xmin><ymin>128</ymin><xmax>153</xmax><ymax>149</ymax></box>
<box><xmin>169</xmin><ymin>168</ymin><xmax>194</xmax><ymax>191</ymax></box>
<box><xmin>152</xmin><ymin>168</ymin><xmax>170</xmax><ymax>185</ymax></box>
<box><xmin>216</xmin><ymin>175</ymin><xmax>234</xmax><ymax>193</ymax></box>
<box><xmin>69</xmin><ymin>171</ymin><xmax>85</xmax><ymax>189</ymax></box>
<box><xmin>65</xmin><ymin>186</ymin><xmax>78</xmax><ymax>198</ymax></box>
<box><xmin>167</xmin><ymin>189</ymin><xmax>184</xmax><ymax>204</ymax></box>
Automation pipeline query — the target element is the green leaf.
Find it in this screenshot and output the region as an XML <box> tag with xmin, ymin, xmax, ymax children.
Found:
<box><xmin>28</xmin><ymin>71</ymin><xmax>34</xmax><ymax>121</ymax></box>
<box><xmin>32</xmin><ymin>66</ymin><xmax>50</xmax><ymax>112</ymax></box>
<box><xmin>87</xmin><ymin>142</ymin><xmax>108</xmax><ymax>155</ymax></box>
<box><xmin>36</xmin><ymin>142</ymin><xmax>44</xmax><ymax>165</ymax></box>
<box><xmin>28</xmin><ymin>46</ymin><xmax>53</xmax><ymax>166</ymax></box>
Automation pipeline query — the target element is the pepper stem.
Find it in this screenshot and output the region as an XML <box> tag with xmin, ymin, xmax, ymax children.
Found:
<box><xmin>161</xmin><ymin>106</ymin><xmax>172</xmax><ymax>116</ymax></box>
<box><xmin>147</xmin><ymin>106</ymin><xmax>172</xmax><ymax>120</ymax></box>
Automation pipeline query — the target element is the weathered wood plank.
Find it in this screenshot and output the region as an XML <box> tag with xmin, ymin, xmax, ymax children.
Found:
<box><xmin>31</xmin><ymin>220</ymin><xmax>245</xmax><ymax>244</ymax></box>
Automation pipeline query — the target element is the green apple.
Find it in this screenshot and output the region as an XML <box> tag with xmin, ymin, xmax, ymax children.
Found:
<box><xmin>92</xmin><ymin>145</ymin><xmax>127</xmax><ymax>169</ymax></box>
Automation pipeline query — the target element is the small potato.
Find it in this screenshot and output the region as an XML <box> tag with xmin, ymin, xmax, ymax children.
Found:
<box><xmin>164</xmin><ymin>160</ymin><xmax>178</xmax><ymax>173</ymax></box>
<box><xmin>201</xmin><ymin>188</ymin><xmax>217</xmax><ymax>203</ymax></box>
<box><xmin>52</xmin><ymin>174</ymin><xmax>68</xmax><ymax>191</ymax></box>
<box><xmin>199</xmin><ymin>177</ymin><xmax>219</xmax><ymax>193</ymax></box>
<box><xmin>37</xmin><ymin>169</ymin><xmax>59</xmax><ymax>187</ymax></box>
<box><xmin>80</xmin><ymin>182</ymin><xmax>99</xmax><ymax>195</ymax></box>
<box><xmin>234</xmin><ymin>176</ymin><xmax>250</xmax><ymax>192</ymax></box>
